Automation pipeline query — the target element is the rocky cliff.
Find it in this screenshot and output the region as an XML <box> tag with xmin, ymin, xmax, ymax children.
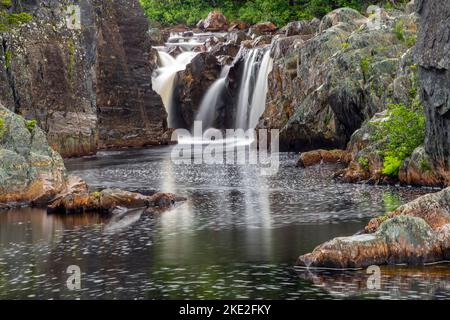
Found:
<box><xmin>0</xmin><ymin>0</ymin><xmax>167</xmax><ymax>157</ymax></box>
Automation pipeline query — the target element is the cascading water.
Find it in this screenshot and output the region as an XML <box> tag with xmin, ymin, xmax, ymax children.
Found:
<box><xmin>248</xmin><ymin>50</ymin><xmax>273</xmax><ymax>129</ymax></box>
<box><xmin>195</xmin><ymin>65</ymin><xmax>231</xmax><ymax>129</ymax></box>
<box><xmin>235</xmin><ymin>49</ymin><xmax>260</xmax><ymax>130</ymax></box>
<box><xmin>152</xmin><ymin>51</ymin><xmax>197</xmax><ymax>128</ymax></box>
<box><xmin>234</xmin><ymin>47</ymin><xmax>273</xmax><ymax>130</ymax></box>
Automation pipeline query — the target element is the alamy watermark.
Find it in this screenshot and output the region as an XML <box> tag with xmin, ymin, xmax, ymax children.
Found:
<box><xmin>170</xmin><ymin>121</ymin><xmax>280</xmax><ymax>176</ymax></box>
<box><xmin>66</xmin><ymin>265</ymin><xmax>81</xmax><ymax>291</ymax></box>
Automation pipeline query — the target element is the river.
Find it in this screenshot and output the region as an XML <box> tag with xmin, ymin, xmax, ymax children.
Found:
<box><xmin>0</xmin><ymin>146</ymin><xmax>449</xmax><ymax>299</ymax></box>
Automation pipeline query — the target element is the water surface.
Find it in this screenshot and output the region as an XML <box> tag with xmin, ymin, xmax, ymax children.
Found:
<box><xmin>0</xmin><ymin>146</ymin><xmax>449</xmax><ymax>300</ymax></box>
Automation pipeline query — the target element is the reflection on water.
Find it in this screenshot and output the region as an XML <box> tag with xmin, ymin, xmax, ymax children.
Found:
<box><xmin>0</xmin><ymin>146</ymin><xmax>448</xmax><ymax>299</ymax></box>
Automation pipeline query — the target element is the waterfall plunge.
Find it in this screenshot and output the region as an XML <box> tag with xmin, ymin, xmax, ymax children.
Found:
<box><xmin>152</xmin><ymin>51</ymin><xmax>197</xmax><ymax>128</ymax></box>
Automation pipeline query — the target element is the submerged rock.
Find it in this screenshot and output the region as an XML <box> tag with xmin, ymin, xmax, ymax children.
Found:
<box><xmin>298</xmin><ymin>188</ymin><xmax>450</xmax><ymax>268</ymax></box>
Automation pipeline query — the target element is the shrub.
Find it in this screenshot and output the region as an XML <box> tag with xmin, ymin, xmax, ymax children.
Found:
<box><xmin>372</xmin><ymin>100</ymin><xmax>426</xmax><ymax>178</ymax></box>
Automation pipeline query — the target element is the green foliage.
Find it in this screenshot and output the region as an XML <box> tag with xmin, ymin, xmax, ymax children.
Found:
<box><xmin>139</xmin><ymin>0</ymin><xmax>406</xmax><ymax>27</ymax></box>
<box><xmin>360</xmin><ymin>56</ymin><xmax>372</xmax><ymax>82</ymax></box>
<box><xmin>0</xmin><ymin>117</ymin><xmax>5</xmax><ymax>139</ymax></box>
<box><xmin>26</xmin><ymin>119</ymin><xmax>37</xmax><ymax>132</ymax></box>
<box><xmin>0</xmin><ymin>2</ymin><xmax>32</xmax><ymax>32</ymax></box>
<box><xmin>372</xmin><ymin>100</ymin><xmax>426</xmax><ymax>178</ymax></box>
<box><xmin>358</xmin><ymin>156</ymin><xmax>369</xmax><ymax>170</ymax></box>
<box><xmin>4</xmin><ymin>49</ymin><xmax>11</xmax><ymax>69</ymax></box>
<box><xmin>394</xmin><ymin>18</ymin><xmax>416</xmax><ymax>48</ymax></box>
<box><xmin>67</xmin><ymin>39</ymin><xmax>76</xmax><ymax>82</ymax></box>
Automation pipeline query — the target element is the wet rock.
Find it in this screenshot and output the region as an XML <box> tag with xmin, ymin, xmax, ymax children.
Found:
<box><xmin>252</xmin><ymin>35</ymin><xmax>273</xmax><ymax>47</ymax></box>
<box><xmin>298</xmin><ymin>188</ymin><xmax>450</xmax><ymax>268</ymax></box>
<box><xmin>210</xmin><ymin>42</ymin><xmax>240</xmax><ymax>58</ymax></box>
<box><xmin>202</xmin><ymin>11</ymin><xmax>228</xmax><ymax>31</ymax></box>
<box><xmin>298</xmin><ymin>216</ymin><xmax>449</xmax><ymax>268</ymax></box>
<box><xmin>174</xmin><ymin>52</ymin><xmax>221</xmax><ymax>128</ymax></box>
<box><xmin>48</xmin><ymin>188</ymin><xmax>186</xmax><ymax>214</ymax></box>
<box><xmin>148</xmin><ymin>28</ymin><xmax>170</xmax><ymax>46</ymax></box>
<box><xmin>168</xmin><ymin>46</ymin><xmax>183</xmax><ymax>57</ymax></box>
<box><xmin>228</xmin><ymin>31</ymin><xmax>250</xmax><ymax>45</ymax></box>
<box><xmin>297</xmin><ymin>149</ymin><xmax>350</xmax><ymax>168</ymax></box>
<box><xmin>0</xmin><ymin>105</ymin><xmax>67</xmax><ymax>204</ymax></box>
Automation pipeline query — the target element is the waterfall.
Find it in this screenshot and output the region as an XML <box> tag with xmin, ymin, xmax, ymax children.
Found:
<box><xmin>235</xmin><ymin>49</ymin><xmax>259</xmax><ymax>130</ymax></box>
<box><xmin>248</xmin><ymin>50</ymin><xmax>273</xmax><ymax>129</ymax></box>
<box><xmin>195</xmin><ymin>66</ymin><xmax>231</xmax><ymax>129</ymax></box>
<box><xmin>234</xmin><ymin>47</ymin><xmax>273</xmax><ymax>130</ymax></box>
<box><xmin>152</xmin><ymin>51</ymin><xmax>197</xmax><ymax>128</ymax></box>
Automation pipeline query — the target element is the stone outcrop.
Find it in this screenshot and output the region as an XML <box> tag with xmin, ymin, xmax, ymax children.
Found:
<box><xmin>0</xmin><ymin>105</ymin><xmax>67</xmax><ymax>204</ymax></box>
<box><xmin>0</xmin><ymin>0</ymin><xmax>98</xmax><ymax>158</ymax></box>
<box><xmin>261</xmin><ymin>8</ymin><xmax>418</xmax><ymax>151</ymax></box>
<box><xmin>200</xmin><ymin>11</ymin><xmax>228</xmax><ymax>31</ymax></box>
<box><xmin>95</xmin><ymin>0</ymin><xmax>167</xmax><ymax>149</ymax></box>
<box><xmin>48</xmin><ymin>188</ymin><xmax>187</xmax><ymax>214</ymax></box>
<box><xmin>407</xmin><ymin>0</ymin><xmax>450</xmax><ymax>186</ymax></box>
<box><xmin>0</xmin><ymin>0</ymin><xmax>168</xmax><ymax>157</ymax></box>
<box><xmin>298</xmin><ymin>188</ymin><xmax>450</xmax><ymax>268</ymax></box>
<box><xmin>173</xmin><ymin>52</ymin><xmax>221</xmax><ymax>128</ymax></box>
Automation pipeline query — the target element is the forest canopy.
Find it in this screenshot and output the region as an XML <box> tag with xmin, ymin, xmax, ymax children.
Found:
<box><xmin>139</xmin><ymin>0</ymin><xmax>408</xmax><ymax>27</ymax></box>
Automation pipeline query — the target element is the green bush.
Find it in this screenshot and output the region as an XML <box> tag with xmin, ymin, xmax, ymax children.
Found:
<box><xmin>372</xmin><ymin>100</ymin><xmax>426</xmax><ymax>178</ymax></box>
<box><xmin>0</xmin><ymin>2</ymin><xmax>32</xmax><ymax>32</ymax></box>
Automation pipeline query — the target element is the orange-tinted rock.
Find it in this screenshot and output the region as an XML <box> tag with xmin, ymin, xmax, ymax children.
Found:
<box><xmin>366</xmin><ymin>187</ymin><xmax>450</xmax><ymax>233</ymax></box>
<box><xmin>297</xmin><ymin>149</ymin><xmax>350</xmax><ymax>167</ymax></box>
<box><xmin>202</xmin><ymin>12</ymin><xmax>228</xmax><ymax>31</ymax></box>
<box><xmin>251</xmin><ymin>22</ymin><xmax>278</xmax><ymax>33</ymax></box>
<box><xmin>298</xmin><ymin>188</ymin><xmax>450</xmax><ymax>268</ymax></box>
<box><xmin>48</xmin><ymin>189</ymin><xmax>186</xmax><ymax>214</ymax></box>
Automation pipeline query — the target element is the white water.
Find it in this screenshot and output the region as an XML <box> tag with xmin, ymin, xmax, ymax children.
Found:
<box><xmin>152</xmin><ymin>51</ymin><xmax>197</xmax><ymax>128</ymax></box>
<box><xmin>235</xmin><ymin>49</ymin><xmax>259</xmax><ymax>130</ymax></box>
<box><xmin>248</xmin><ymin>50</ymin><xmax>273</xmax><ymax>129</ymax></box>
<box><xmin>195</xmin><ymin>66</ymin><xmax>231</xmax><ymax>129</ymax></box>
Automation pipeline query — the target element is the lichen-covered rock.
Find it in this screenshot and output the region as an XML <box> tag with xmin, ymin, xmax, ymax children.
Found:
<box><xmin>0</xmin><ymin>0</ymin><xmax>98</xmax><ymax>158</ymax></box>
<box><xmin>0</xmin><ymin>0</ymin><xmax>168</xmax><ymax>157</ymax></box>
<box><xmin>261</xmin><ymin>8</ymin><xmax>418</xmax><ymax>151</ymax></box>
<box><xmin>298</xmin><ymin>188</ymin><xmax>450</xmax><ymax>268</ymax></box>
<box><xmin>0</xmin><ymin>105</ymin><xmax>67</xmax><ymax>204</ymax></box>
<box><xmin>298</xmin><ymin>216</ymin><xmax>449</xmax><ymax>268</ymax></box>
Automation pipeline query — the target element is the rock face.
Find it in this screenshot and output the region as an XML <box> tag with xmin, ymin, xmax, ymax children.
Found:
<box><xmin>297</xmin><ymin>149</ymin><xmax>350</xmax><ymax>168</ymax></box>
<box><xmin>0</xmin><ymin>0</ymin><xmax>98</xmax><ymax>158</ymax></box>
<box><xmin>410</xmin><ymin>0</ymin><xmax>450</xmax><ymax>186</ymax></box>
<box><xmin>173</xmin><ymin>52</ymin><xmax>221</xmax><ymax>128</ymax></box>
<box><xmin>298</xmin><ymin>188</ymin><xmax>450</xmax><ymax>268</ymax></box>
<box><xmin>0</xmin><ymin>105</ymin><xmax>67</xmax><ymax>204</ymax></box>
<box><xmin>262</xmin><ymin>8</ymin><xmax>418</xmax><ymax>151</ymax></box>
<box><xmin>0</xmin><ymin>0</ymin><xmax>168</xmax><ymax>157</ymax></box>
<box><xmin>95</xmin><ymin>0</ymin><xmax>167</xmax><ymax>149</ymax></box>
